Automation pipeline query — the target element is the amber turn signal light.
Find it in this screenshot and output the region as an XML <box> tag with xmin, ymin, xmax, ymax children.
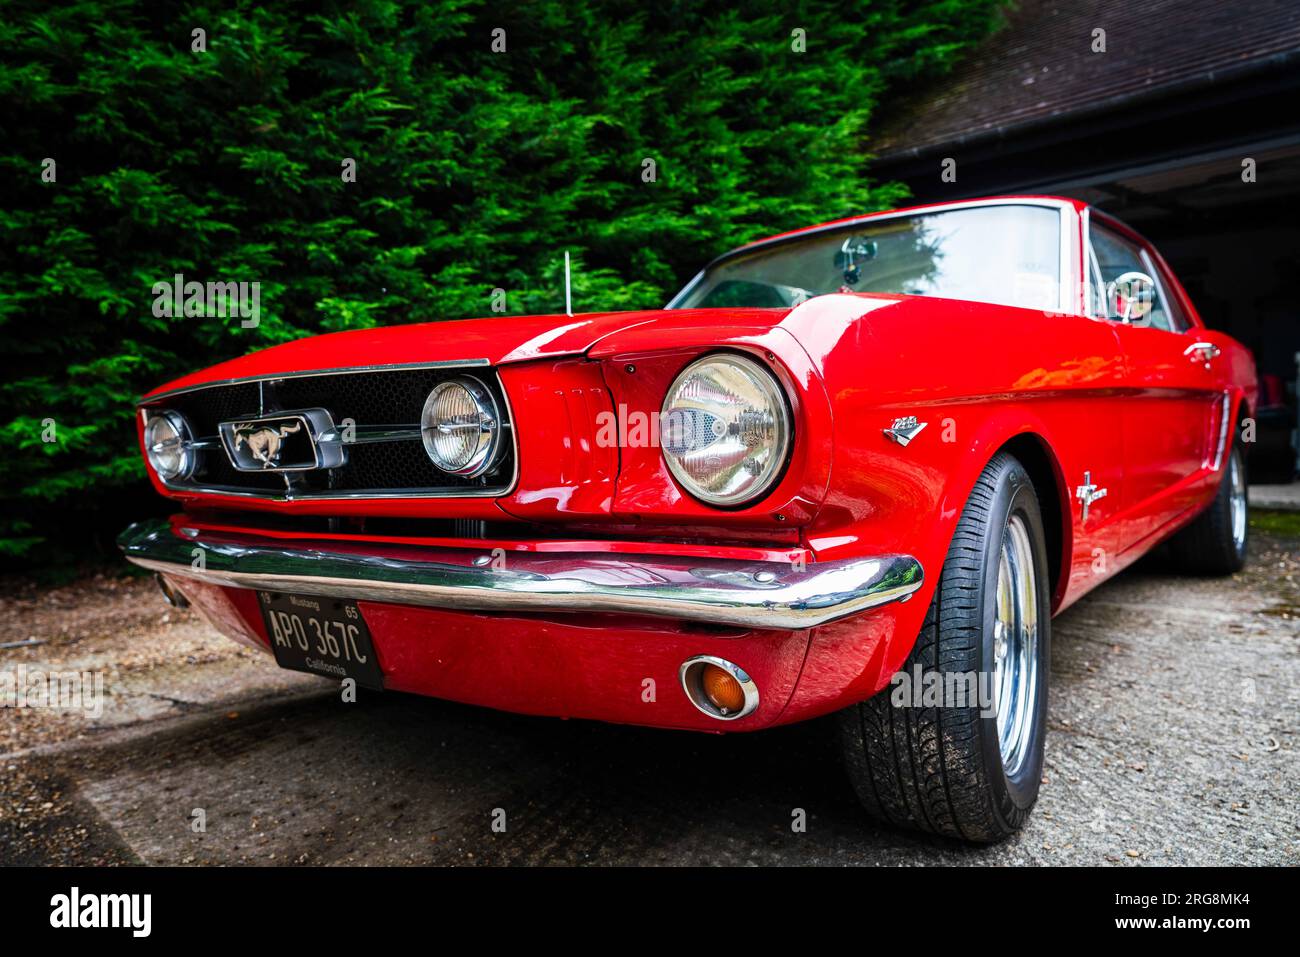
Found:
<box><xmin>701</xmin><ymin>664</ymin><xmax>746</xmax><ymax>714</ymax></box>
<box><xmin>679</xmin><ymin>656</ymin><xmax>759</xmax><ymax>720</ymax></box>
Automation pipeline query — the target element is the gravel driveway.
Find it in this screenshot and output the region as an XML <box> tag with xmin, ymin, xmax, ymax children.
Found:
<box><xmin>2</xmin><ymin>520</ymin><xmax>1296</xmax><ymax>866</ymax></box>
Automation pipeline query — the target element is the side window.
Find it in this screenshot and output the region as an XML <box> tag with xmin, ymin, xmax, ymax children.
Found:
<box><xmin>1088</xmin><ymin>223</ymin><xmax>1175</xmax><ymax>332</ymax></box>
<box><xmin>1143</xmin><ymin>252</ymin><xmax>1190</xmax><ymax>332</ymax></box>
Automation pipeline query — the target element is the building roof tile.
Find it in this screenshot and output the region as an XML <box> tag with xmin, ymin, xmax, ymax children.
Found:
<box><xmin>872</xmin><ymin>0</ymin><xmax>1300</xmax><ymax>158</ymax></box>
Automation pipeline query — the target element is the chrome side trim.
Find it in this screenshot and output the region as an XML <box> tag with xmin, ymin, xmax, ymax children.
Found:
<box><xmin>663</xmin><ymin>269</ymin><xmax>705</xmax><ymax>309</ymax></box>
<box><xmin>1082</xmin><ymin>205</ymin><xmax>1106</xmax><ymax>318</ymax></box>
<box><xmin>119</xmin><ymin>519</ymin><xmax>924</xmax><ymax>630</ymax></box>
<box><xmin>138</xmin><ymin>359</ymin><xmax>493</xmax><ymax>405</ymax></box>
<box><xmin>1057</xmin><ymin>203</ymin><xmax>1076</xmax><ymax>316</ymax></box>
<box><xmin>1211</xmin><ymin>391</ymin><xmax>1232</xmax><ymax>471</ymax></box>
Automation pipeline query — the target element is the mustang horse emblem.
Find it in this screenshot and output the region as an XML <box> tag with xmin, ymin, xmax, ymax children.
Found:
<box><xmin>231</xmin><ymin>421</ymin><xmax>302</xmax><ymax>468</ymax></box>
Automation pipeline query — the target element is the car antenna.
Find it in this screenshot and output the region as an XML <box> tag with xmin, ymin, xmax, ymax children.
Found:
<box><xmin>564</xmin><ymin>251</ymin><xmax>573</xmax><ymax>317</ymax></box>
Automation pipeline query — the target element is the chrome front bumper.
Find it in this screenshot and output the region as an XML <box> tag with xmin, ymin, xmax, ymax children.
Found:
<box><xmin>118</xmin><ymin>519</ymin><xmax>923</xmax><ymax>630</ymax></box>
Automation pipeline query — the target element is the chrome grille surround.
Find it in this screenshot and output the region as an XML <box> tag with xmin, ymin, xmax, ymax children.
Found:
<box><xmin>137</xmin><ymin>361</ymin><xmax>517</xmax><ymax>500</ymax></box>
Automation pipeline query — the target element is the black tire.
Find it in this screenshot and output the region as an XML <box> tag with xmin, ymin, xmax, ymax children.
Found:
<box><xmin>837</xmin><ymin>452</ymin><xmax>1051</xmax><ymax>843</ymax></box>
<box><xmin>1167</xmin><ymin>442</ymin><xmax>1248</xmax><ymax>575</ymax></box>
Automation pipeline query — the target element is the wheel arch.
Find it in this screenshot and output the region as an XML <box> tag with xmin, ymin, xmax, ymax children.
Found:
<box><xmin>920</xmin><ymin>414</ymin><xmax>1074</xmax><ymax>617</ymax></box>
<box><xmin>996</xmin><ymin>432</ymin><xmax>1071</xmax><ymax>611</ymax></box>
<box><xmin>784</xmin><ymin>418</ymin><xmax>1074</xmax><ymax>723</ymax></box>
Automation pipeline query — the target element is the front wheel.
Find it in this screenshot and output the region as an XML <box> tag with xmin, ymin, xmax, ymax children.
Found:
<box><xmin>837</xmin><ymin>452</ymin><xmax>1051</xmax><ymax>842</ymax></box>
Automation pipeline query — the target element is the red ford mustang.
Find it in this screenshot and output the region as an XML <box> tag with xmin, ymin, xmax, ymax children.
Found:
<box><xmin>121</xmin><ymin>196</ymin><xmax>1256</xmax><ymax>841</ymax></box>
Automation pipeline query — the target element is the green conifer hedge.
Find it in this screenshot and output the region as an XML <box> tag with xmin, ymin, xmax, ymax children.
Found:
<box><xmin>0</xmin><ymin>0</ymin><xmax>1004</xmax><ymax>571</ymax></box>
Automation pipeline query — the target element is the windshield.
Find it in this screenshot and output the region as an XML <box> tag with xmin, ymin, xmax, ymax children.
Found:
<box><xmin>672</xmin><ymin>204</ymin><xmax>1062</xmax><ymax>311</ymax></box>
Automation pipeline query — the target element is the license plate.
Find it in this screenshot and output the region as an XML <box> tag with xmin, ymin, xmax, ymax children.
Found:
<box><xmin>258</xmin><ymin>592</ymin><xmax>384</xmax><ymax>690</ymax></box>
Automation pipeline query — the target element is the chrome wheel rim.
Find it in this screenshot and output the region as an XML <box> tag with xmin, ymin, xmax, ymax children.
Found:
<box><xmin>1229</xmin><ymin>450</ymin><xmax>1247</xmax><ymax>551</ymax></box>
<box><xmin>992</xmin><ymin>514</ymin><xmax>1041</xmax><ymax>777</ymax></box>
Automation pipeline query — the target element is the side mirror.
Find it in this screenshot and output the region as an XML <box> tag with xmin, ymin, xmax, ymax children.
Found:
<box><xmin>1106</xmin><ymin>271</ymin><xmax>1155</xmax><ymax>323</ymax></box>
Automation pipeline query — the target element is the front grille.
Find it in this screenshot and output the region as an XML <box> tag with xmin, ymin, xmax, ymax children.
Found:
<box><xmin>145</xmin><ymin>366</ymin><xmax>514</xmax><ymax>498</ymax></box>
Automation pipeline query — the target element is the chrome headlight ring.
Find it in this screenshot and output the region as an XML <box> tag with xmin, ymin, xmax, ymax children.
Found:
<box><xmin>420</xmin><ymin>376</ymin><xmax>502</xmax><ymax>478</ymax></box>
<box><xmin>144</xmin><ymin>410</ymin><xmax>196</xmax><ymax>482</ymax></box>
<box><xmin>659</xmin><ymin>353</ymin><xmax>792</xmax><ymax>507</ymax></box>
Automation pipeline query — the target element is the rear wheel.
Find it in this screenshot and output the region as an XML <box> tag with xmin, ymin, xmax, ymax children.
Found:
<box><xmin>1167</xmin><ymin>443</ymin><xmax>1248</xmax><ymax>575</ymax></box>
<box><xmin>837</xmin><ymin>452</ymin><xmax>1051</xmax><ymax>842</ymax></box>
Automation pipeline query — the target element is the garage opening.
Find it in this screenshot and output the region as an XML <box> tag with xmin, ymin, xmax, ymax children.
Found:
<box><xmin>867</xmin><ymin>0</ymin><xmax>1300</xmax><ymax>483</ymax></box>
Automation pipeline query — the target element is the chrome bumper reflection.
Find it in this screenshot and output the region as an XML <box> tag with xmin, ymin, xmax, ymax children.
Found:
<box><xmin>118</xmin><ymin>519</ymin><xmax>923</xmax><ymax>630</ymax></box>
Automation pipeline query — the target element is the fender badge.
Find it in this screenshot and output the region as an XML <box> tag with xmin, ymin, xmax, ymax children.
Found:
<box><xmin>883</xmin><ymin>416</ymin><xmax>927</xmax><ymax>447</ymax></box>
<box><xmin>1075</xmin><ymin>470</ymin><xmax>1109</xmax><ymax>523</ymax></box>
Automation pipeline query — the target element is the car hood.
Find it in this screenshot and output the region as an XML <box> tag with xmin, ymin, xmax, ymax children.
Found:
<box><xmin>143</xmin><ymin>307</ymin><xmax>796</xmax><ymax>399</ymax></box>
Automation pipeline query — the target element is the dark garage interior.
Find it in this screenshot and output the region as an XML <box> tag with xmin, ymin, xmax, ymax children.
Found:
<box><xmin>869</xmin><ymin>0</ymin><xmax>1300</xmax><ymax>482</ymax></box>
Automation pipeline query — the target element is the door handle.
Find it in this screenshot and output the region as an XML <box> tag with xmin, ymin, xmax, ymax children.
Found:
<box><xmin>1183</xmin><ymin>342</ymin><xmax>1220</xmax><ymax>368</ymax></box>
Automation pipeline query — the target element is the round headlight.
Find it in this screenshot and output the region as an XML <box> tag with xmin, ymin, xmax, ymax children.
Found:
<box><xmin>145</xmin><ymin>411</ymin><xmax>195</xmax><ymax>481</ymax></box>
<box><xmin>660</xmin><ymin>353</ymin><xmax>791</xmax><ymax>506</ymax></box>
<box><xmin>421</xmin><ymin>377</ymin><xmax>501</xmax><ymax>477</ymax></box>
